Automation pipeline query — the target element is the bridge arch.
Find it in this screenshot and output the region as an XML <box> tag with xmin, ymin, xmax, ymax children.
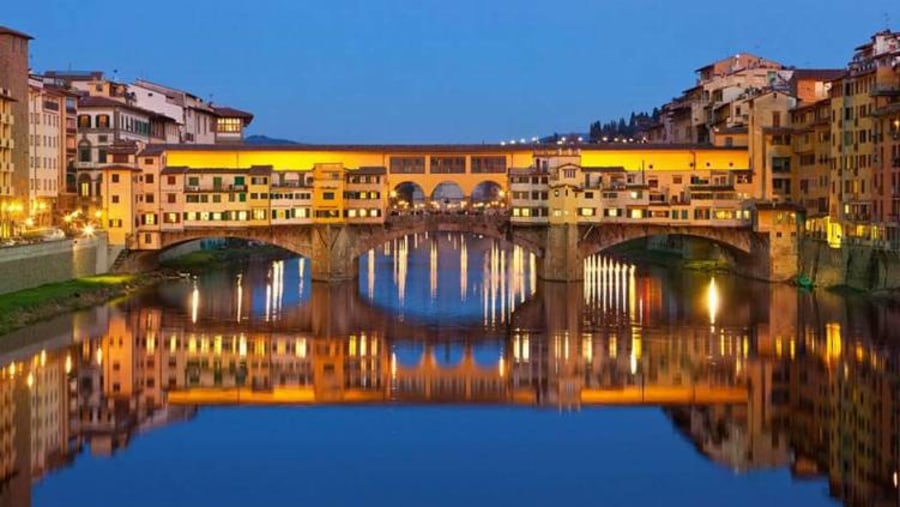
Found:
<box><xmin>391</xmin><ymin>181</ymin><xmax>426</xmax><ymax>211</ymax></box>
<box><xmin>471</xmin><ymin>181</ymin><xmax>506</xmax><ymax>208</ymax></box>
<box><xmin>578</xmin><ymin>224</ymin><xmax>757</xmax><ymax>259</ymax></box>
<box><xmin>430</xmin><ymin>181</ymin><xmax>465</xmax><ymax>209</ymax></box>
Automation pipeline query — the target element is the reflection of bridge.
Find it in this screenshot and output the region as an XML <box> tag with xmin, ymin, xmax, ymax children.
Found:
<box><xmin>111</xmin><ymin>144</ymin><xmax>800</xmax><ymax>282</ymax></box>
<box><xmin>125</xmin><ymin>280</ymin><xmax>754</xmax><ymax>408</ymax></box>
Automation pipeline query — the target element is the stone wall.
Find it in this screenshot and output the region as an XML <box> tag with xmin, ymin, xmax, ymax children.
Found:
<box><xmin>800</xmin><ymin>238</ymin><xmax>900</xmax><ymax>291</ymax></box>
<box><xmin>0</xmin><ymin>233</ymin><xmax>111</xmax><ymax>295</ymax></box>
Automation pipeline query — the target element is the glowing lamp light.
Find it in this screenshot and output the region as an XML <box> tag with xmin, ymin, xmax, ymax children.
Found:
<box><xmin>24</xmin><ymin>217</ymin><xmax>34</xmax><ymax>227</ymax></box>
<box><xmin>27</xmin><ymin>372</ymin><xmax>34</xmax><ymax>388</ymax></box>
<box><xmin>82</xmin><ymin>225</ymin><xmax>95</xmax><ymax>238</ymax></box>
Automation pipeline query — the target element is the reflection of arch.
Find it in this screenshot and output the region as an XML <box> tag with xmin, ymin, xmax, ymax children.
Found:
<box><xmin>472</xmin><ymin>341</ymin><xmax>504</xmax><ymax>367</ymax></box>
<box><xmin>430</xmin><ymin>181</ymin><xmax>465</xmax><ymax>202</ymax></box>
<box><xmin>434</xmin><ymin>343</ymin><xmax>465</xmax><ymax>368</ymax></box>
<box><xmin>580</xmin><ymin>224</ymin><xmax>755</xmax><ymax>258</ymax></box>
<box><xmin>471</xmin><ymin>181</ymin><xmax>503</xmax><ymax>202</ymax></box>
<box><xmin>393</xmin><ymin>343</ymin><xmax>425</xmax><ymax>368</ymax></box>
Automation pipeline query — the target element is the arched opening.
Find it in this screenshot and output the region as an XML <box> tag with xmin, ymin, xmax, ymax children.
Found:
<box><xmin>583</xmin><ymin>233</ymin><xmax>750</xmax><ymax>287</ymax></box>
<box><xmin>430</xmin><ymin>181</ymin><xmax>465</xmax><ymax>213</ymax></box>
<box><xmin>470</xmin><ymin>181</ymin><xmax>506</xmax><ymax>214</ymax></box>
<box><xmin>390</xmin><ymin>181</ymin><xmax>426</xmax><ymax>215</ymax></box>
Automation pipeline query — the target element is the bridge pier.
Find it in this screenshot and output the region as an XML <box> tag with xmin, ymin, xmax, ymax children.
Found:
<box><xmin>539</xmin><ymin>224</ymin><xmax>583</xmax><ymax>282</ymax></box>
<box><xmin>309</xmin><ymin>225</ymin><xmax>359</xmax><ymax>282</ymax></box>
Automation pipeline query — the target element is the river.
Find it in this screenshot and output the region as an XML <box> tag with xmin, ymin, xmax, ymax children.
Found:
<box><xmin>0</xmin><ymin>233</ymin><xmax>897</xmax><ymax>507</ymax></box>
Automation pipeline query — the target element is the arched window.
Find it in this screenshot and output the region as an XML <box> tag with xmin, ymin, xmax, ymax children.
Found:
<box><xmin>96</xmin><ymin>114</ymin><xmax>110</xmax><ymax>128</ymax></box>
<box><xmin>77</xmin><ymin>114</ymin><xmax>92</xmax><ymax>128</ymax></box>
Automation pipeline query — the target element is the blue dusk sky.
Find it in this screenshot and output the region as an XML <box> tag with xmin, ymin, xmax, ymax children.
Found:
<box><xmin>4</xmin><ymin>0</ymin><xmax>898</xmax><ymax>143</ymax></box>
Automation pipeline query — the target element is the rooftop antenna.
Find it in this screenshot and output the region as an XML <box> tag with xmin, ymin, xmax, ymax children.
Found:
<box><xmin>884</xmin><ymin>12</ymin><xmax>890</xmax><ymax>31</ymax></box>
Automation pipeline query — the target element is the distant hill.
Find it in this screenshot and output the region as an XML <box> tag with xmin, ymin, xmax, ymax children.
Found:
<box><xmin>244</xmin><ymin>134</ymin><xmax>299</xmax><ymax>145</ymax></box>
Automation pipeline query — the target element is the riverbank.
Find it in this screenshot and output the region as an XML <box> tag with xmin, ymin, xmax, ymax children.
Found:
<box><xmin>160</xmin><ymin>244</ymin><xmax>292</xmax><ymax>273</ymax></box>
<box><xmin>0</xmin><ymin>273</ymin><xmax>165</xmax><ymax>337</ymax></box>
<box><xmin>0</xmin><ymin>244</ymin><xmax>293</xmax><ymax>338</ymax></box>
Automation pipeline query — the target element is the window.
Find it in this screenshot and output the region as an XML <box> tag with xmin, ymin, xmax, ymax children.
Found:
<box><xmin>111</xmin><ymin>174</ymin><xmax>120</xmax><ymax>183</ymax></box>
<box><xmin>167</xmin><ymin>193</ymin><xmax>176</xmax><ymax>203</ymax></box>
<box><xmin>98</xmin><ymin>148</ymin><xmax>107</xmax><ymax>163</ymax></box>
<box><xmin>430</xmin><ymin>156</ymin><xmax>465</xmax><ymax>174</ymax></box>
<box><xmin>389</xmin><ymin>156</ymin><xmax>425</xmax><ymax>174</ymax></box>
<box><xmin>78</xmin><ymin>141</ymin><xmax>91</xmax><ymax>163</ymax></box>
<box><xmin>471</xmin><ymin>156</ymin><xmax>507</xmax><ymax>174</ymax></box>
<box><xmin>111</xmin><ymin>195</ymin><xmax>120</xmax><ymax>204</ymax></box>
<box><xmin>323</xmin><ymin>192</ymin><xmax>335</xmax><ymax>200</ymax></box>
<box><xmin>187</xmin><ymin>176</ymin><xmax>199</xmax><ymax>187</ymax></box>
<box><xmin>77</xmin><ymin>115</ymin><xmax>91</xmax><ymax>128</ymax></box>
<box><xmin>145</xmin><ymin>193</ymin><xmax>155</xmax><ymax>204</ymax></box>
<box><xmin>96</xmin><ymin>114</ymin><xmax>110</xmax><ymax>128</ymax></box>
<box><xmin>142</xmin><ymin>213</ymin><xmax>157</xmax><ymax>225</ymax></box>
<box><xmin>217</xmin><ymin>117</ymin><xmax>243</xmax><ymax>133</ymax></box>
<box><xmin>772</xmin><ymin>157</ymin><xmax>791</xmax><ymax>174</ymax></box>
<box><xmin>167</xmin><ymin>176</ymin><xmax>176</xmax><ymax>185</ymax></box>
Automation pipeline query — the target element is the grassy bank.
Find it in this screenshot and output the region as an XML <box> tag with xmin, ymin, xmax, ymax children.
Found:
<box><xmin>0</xmin><ymin>274</ymin><xmax>157</xmax><ymax>337</ymax></box>
<box><xmin>160</xmin><ymin>245</ymin><xmax>291</xmax><ymax>273</ymax></box>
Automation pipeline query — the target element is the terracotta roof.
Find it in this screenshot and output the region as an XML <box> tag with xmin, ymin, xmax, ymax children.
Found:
<box><xmin>212</xmin><ymin>106</ymin><xmax>254</xmax><ymax>125</ymax></box>
<box><xmin>0</xmin><ymin>26</ymin><xmax>33</xmax><ymax>40</ymax></box>
<box><xmin>160</xmin><ymin>166</ymin><xmax>188</xmax><ymax>175</ymax></box>
<box><xmin>78</xmin><ymin>96</ymin><xmax>178</xmax><ymax>122</ymax></box>
<box><xmin>792</xmin><ymin>68</ymin><xmax>846</xmax><ymax>82</ymax></box>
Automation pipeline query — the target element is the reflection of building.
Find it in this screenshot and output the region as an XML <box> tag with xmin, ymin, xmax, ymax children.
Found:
<box><xmin>1</xmin><ymin>273</ymin><xmax>898</xmax><ymax>507</ymax></box>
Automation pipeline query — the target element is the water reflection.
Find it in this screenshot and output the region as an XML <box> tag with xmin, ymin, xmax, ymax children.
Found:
<box><xmin>0</xmin><ymin>237</ymin><xmax>897</xmax><ymax>507</ymax></box>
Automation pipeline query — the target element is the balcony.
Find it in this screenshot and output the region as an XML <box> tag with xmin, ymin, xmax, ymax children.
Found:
<box><xmin>870</xmin><ymin>83</ymin><xmax>900</xmax><ymax>97</ymax></box>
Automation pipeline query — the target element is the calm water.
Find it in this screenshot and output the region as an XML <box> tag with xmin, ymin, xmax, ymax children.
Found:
<box><xmin>1</xmin><ymin>233</ymin><xmax>898</xmax><ymax>507</ymax></box>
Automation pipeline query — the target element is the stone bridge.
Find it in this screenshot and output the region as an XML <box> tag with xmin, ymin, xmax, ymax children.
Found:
<box><xmin>121</xmin><ymin>213</ymin><xmax>789</xmax><ymax>282</ymax></box>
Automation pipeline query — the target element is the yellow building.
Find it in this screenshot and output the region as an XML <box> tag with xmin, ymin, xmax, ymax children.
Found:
<box><xmin>0</xmin><ymin>86</ymin><xmax>17</xmax><ymax>238</ymax></box>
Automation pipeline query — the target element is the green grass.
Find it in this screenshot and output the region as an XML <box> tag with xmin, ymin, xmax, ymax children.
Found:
<box><xmin>0</xmin><ymin>274</ymin><xmax>137</xmax><ymax>336</ymax></box>
<box><xmin>160</xmin><ymin>245</ymin><xmax>288</xmax><ymax>272</ymax></box>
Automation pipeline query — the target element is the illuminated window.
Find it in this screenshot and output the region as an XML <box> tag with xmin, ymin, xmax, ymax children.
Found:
<box><xmin>630</xmin><ymin>209</ymin><xmax>643</xmax><ymax>219</ymax></box>
<box><xmin>164</xmin><ymin>213</ymin><xmax>179</xmax><ymax>224</ymax></box>
<box><xmin>580</xmin><ymin>207</ymin><xmax>595</xmax><ymax>216</ymax></box>
<box><xmin>142</xmin><ymin>213</ymin><xmax>157</xmax><ymax>225</ymax></box>
<box><xmin>513</xmin><ymin>208</ymin><xmax>521</xmax><ymax>217</ymax></box>
<box><xmin>237</xmin><ymin>211</ymin><xmax>248</xmax><ymax>221</ymax></box>
<box><xmin>217</xmin><ymin>118</ymin><xmax>242</xmax><ymax>133</ymax></box>
<box><xmin>252</xmin><ymin>209</ymin><xmax>266</xmax><ymax>220</ymax></box>
<box><xmin>522</xmin><ymin>208</ymin><xmax>532</xmax><ymax>217</ymax></box>
<box><xmin>347</xmin><ymin>209</ymin><xmax>358</xmax><ymax>218</ymax></box>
